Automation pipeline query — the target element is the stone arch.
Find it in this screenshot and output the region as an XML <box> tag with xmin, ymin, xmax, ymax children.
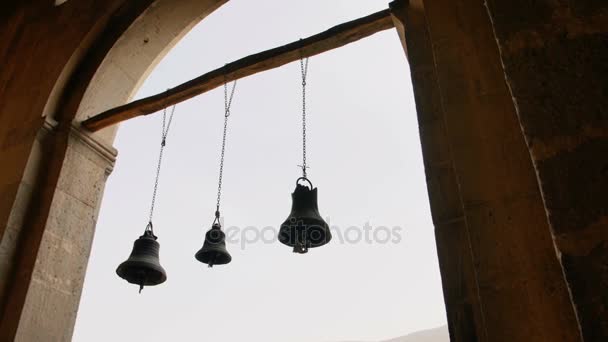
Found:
<box><xmin>75</xmin><ymin>0</ymin><xmax>226</xmax><ymax>144</ymax></box>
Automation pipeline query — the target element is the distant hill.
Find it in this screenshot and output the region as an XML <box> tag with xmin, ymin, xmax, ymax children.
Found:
<box><xmin>335</xmin><ymin>325</ymin><xmax>449</xmax><ymax>342</ymax></box>
<box><xmin>382</xmin><ymin>325</ymin><xmax>448</xmax><ymax>342</ymax></box>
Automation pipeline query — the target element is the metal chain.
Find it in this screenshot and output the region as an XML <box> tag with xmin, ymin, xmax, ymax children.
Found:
<box><xmin>147</xmin><ymin>104</ymin><xmax>176</xmax><ymax>227</ymax></box>
<box><xmin>215</xmin><ymin>80</ymin><xmax>237</xmax><ymax>218</ymax></box>
<box><xmin>300</xmin><ymin>57</ymin><xmax>309</xmax><ymax>178</ymax></box>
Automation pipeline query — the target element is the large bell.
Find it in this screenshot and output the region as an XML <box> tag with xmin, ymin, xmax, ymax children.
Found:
<box><xmin>195</xmin><ymin>223</ymin><xmax>232</xmax><ymax>267</ymax></box>
<box><xmin>116</xmin><ymin>229</ymin><xmax>167</xmax><ymax>293</ymax></box>
<box><xmin>279</xmin><ymin>177</ymin><xmax>331</xmax><ymax>253</ymax></box>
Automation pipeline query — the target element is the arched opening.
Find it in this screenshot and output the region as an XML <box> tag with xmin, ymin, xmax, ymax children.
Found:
<box><xmin>72</xmin><ymin>0</ymin><xmax>447</xmax><ymax>341</ymax></box>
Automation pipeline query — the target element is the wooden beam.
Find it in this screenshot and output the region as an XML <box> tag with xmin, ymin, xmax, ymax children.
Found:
<box><xmin>82</xmin><ymin>8</ymin><xmax>395</xmax><ymax>131</ymax></box>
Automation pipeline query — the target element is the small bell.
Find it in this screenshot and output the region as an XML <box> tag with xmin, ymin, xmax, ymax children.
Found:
<box><xmin>195</xmin><ymin>223</ymin><xmax>232</xmax><ymax>267</ymax></box>
<box><xmin>116</xmin><ymin>229</ymin><xmax>167</xmax><ymax>293</ymax></box>
<box><xmin>279</xmin><ymin>177</ymin><xmax>331</xmax><ymax>253</ymax></box>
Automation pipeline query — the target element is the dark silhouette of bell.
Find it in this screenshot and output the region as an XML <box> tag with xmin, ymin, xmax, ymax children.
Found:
<box><xmin>279</xmin><ymin>177</ymin><xmax>331</xmax><ymax>253</ymax></box>
<box><xmin>116</xmin><ymin>230</ymin><xmax>167</xmax><ymax>293</ymax></box>
<box><xmin>195</xmin><ymin>223</ymin><xmax>232</xmax><ymax>267</ymax></box>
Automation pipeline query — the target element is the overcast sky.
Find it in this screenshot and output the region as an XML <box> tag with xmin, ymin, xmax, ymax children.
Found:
<box><xmin>73</xmin><ymin>1</ymin><xmax>447</xmax><ymax>341</ymax></box>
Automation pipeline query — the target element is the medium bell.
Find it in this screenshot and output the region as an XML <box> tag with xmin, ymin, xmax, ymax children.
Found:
<box><xmin>116</xmin><ymin>229</ymin><xmax>167</xmax><ymax>293</ymax></box>
<box><xmin>279</xmin><ymin>177</ymin><xmax>331</xmax><ymax>253</ymax></box>
<box><xmin>195</xmin><ymin>223</ymin><xmax>232</xmax><ymax>267</ymax></box>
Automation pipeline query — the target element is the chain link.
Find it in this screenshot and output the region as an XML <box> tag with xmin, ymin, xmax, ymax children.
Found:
<box><xmin>148</xmin><ymin>104</ymin><xmax>176</xmax><ymax>226</ymax></box>
<box><xmin>300</xmin><ymin>57</ymin><xmax>309</xmax><ymax>178</ymax></box>
<box><xmin>215</xmin><ymin>80</ymin><xmax>237</xmax><ymax>216</ymax></box>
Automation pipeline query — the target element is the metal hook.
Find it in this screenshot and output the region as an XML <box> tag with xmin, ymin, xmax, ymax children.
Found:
<box><xmin>296</xmin><ymin>176</ymin><xmax>313</xmax><ymax>189</ymax></box>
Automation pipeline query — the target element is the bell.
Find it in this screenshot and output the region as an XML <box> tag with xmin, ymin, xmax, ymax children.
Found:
<box><xmin>116</xmin><ymin>229</ymin><xmax>167</xmax><ymax>293</ymax></box>
<box><xmin>195</xmin><ymin>223</ymin><xmax>232</xmax><ymax>267</ymax></box>
<box><xmin>279</xmin><ymin>177</ymin><xmax>331</xmax><ymax>253</ymax></box>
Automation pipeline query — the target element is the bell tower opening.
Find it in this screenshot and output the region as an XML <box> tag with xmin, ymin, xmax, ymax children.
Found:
<box><xmin>72</xmin><ymin>0</ymin><xmax>447</xmax><ymax>341</ymax></box>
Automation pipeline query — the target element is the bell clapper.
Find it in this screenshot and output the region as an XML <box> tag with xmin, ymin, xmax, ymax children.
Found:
<box><xmin>294</xmin><ymin>242</ymin><xmax>308</xmax><ymax>254</ymax></box>
<box><xmin>294</xmin><ymin>228</ymin><xmax>308</xmax><ymax>254</ymax></box>
<box><xmin>138</xmin><ymin>271</ymin><xmax>144</xmax><ymax>294</ymax></box>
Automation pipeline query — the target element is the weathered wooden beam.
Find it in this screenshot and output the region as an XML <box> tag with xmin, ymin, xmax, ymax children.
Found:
<box><xmin>81</xmin><ymin>8</ymin><xmax>394</xmax><ymax>131</ymax></box>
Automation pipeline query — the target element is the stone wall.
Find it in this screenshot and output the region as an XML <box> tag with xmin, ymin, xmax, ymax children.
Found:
<box><xmin>485</xmin><ymin>1</ymin><xmax>608</xmax><ymax>340</ymax></box>
<box><xmin>13</xmin><ymin>124</ymin><xmax>116</xmax><ymax>342</ymax></box>
<box><xmin>391</xmin><ymin>0</ymin><xmax>584</xmax><ymax>340</ymax></box>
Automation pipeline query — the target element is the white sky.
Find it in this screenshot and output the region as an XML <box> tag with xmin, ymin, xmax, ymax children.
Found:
<box><xmin>73</xmin><ymin>1</ymin><xmax>447</xmax><ymax>341</ymax></box>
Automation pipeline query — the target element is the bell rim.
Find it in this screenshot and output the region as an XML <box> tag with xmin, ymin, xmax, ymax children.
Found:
<box><xmin>116</xmin><ymin>261</ymin><xmax>167</xmax><ymax>285</ymax></box>
<box><xmin>278</xmin><ymin>221</ymin><xmax>332</xmax><ymax>248</ymax></box>
<box><xmin>194</xmin><ymin>250</ymin><xmax>232</xmax><ymax>265</ymax></box>
<box><xmin>277</xmin><ymin>236</ymin><xmax>332</xmax><ymax>248</ymax></box>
